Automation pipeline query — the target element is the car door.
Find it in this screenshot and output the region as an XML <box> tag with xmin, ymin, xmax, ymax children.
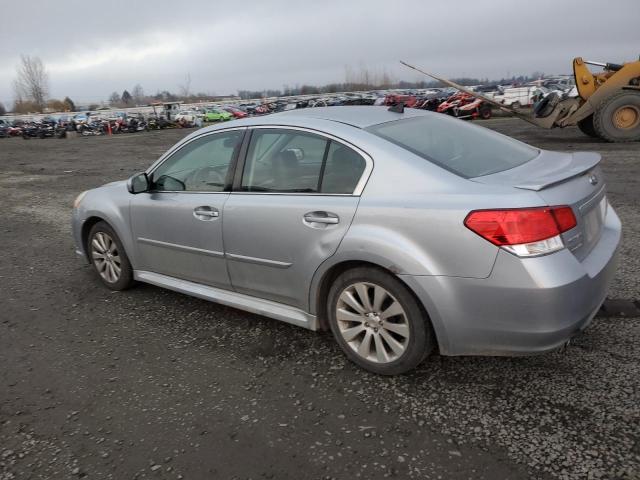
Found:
<box><xmin>223</xmin><ymin>127</ymin><xmax>371</xmax><ymax>310</ymax></box>
<box><xmin>130</xmin><ymin>128</ymin><xmax>245</xmax><ymax>288</ymax></box>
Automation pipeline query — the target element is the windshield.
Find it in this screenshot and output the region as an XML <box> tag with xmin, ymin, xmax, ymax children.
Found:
<box><xmin>366</xmin><ymin>115</ymin><xmax>538</xmax><ymax>178</ymax></box>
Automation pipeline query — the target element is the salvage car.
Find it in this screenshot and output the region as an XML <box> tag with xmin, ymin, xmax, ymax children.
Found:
<box><xmin>203</xmin><ymin>108</ymin><xmax>233</xmax><ymax>122</ymax></box>
<box><xmin>72</xmin><ymin>106</ymin><xmax>620</xmax><ymax>375</ymax></box>
<box><xmin>0</xmin><ymin>119</ymin><xmax>8</xmax><ymax>138</ymax></box>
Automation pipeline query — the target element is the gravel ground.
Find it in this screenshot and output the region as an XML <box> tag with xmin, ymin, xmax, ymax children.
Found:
<box><xmin>0</xmin><ymin>119</ymin><xmax>638</xmax><ymax>480</ymax></box>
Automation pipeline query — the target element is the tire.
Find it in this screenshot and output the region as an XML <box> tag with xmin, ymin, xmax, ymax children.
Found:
<box><xmin>327</xmin><ymin>267</ymin><xmax>434</xmax><ymax>375</ymax></box>
<box><xmin>593</xmin><ymin>91</ymin><xmax>640</xmax><ymax>142</ymax></box>
<box><xmin>479</xmin><ymin>106</ymin><xmax>492</xmax><ymax>119</ymax></box>
<box><xmin>511</xmin><ymin>101</ymin><xmax>521</xmax><ymax>109</ymax></box>
<box><xmin>577</xmin><ymin>115</ymin><xmax>598</xmax><ymax>138</ymax></box>
<box><xmin>87</xmin><ymin>221</ymin><xmax>135</xmax><ymax>291</ymax></box>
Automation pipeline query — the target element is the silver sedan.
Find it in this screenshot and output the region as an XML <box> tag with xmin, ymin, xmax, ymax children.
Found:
<box><xmin>72</xmin><ymin>106</ymin><xmax>621</xmax><ymax>374</ymax></box>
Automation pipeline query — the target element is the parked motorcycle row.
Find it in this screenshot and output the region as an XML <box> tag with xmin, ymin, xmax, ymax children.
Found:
<box><xmin>0</xmin><ymin>118</ymin><xmax>67</xmax><ymax>139</ymax></box>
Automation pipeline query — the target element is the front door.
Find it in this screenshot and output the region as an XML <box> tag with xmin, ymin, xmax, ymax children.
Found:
<box><xmin>223</xmin><ymin>128</ymin><xmax>369</xmax><ymax>309</ymax></box>
<box><xmin>130</xmin><ymin>128</ymin><xmax>245</xmax><ymax>288</ymax></box>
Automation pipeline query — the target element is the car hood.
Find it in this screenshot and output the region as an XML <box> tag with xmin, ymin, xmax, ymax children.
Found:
<box><xmin>100</xmin><ymin>179</ymin><xmax>128</xmax><ymax>189</ymax></box>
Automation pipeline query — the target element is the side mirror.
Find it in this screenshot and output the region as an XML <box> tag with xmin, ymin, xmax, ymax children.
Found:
<box><xmin>127</xmin><ymin>172</ymin><xmax>150</xmax><ymax>194</ymax></box>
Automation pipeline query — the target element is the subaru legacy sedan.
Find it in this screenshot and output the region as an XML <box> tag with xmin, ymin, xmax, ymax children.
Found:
<box><xmin>72</xmin><ymin>106</ymin><xmax>620</xmax><ymax>375</ymax></box>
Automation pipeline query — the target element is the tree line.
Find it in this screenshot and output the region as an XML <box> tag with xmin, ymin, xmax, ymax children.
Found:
<box><xmin>2</xmin><ymin>55</ymin><xmax>550</xmax><ymax>115</ymax></box>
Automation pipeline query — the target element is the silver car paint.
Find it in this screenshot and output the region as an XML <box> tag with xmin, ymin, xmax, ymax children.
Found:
<box><xmin>72</xmin><ymin>106</ymin><xmax>621</xmax><ymax>356</ymax></box>
<box><xmin>130</xmin><ymin>191</ymin><xmax>230</xmax><ymax>288</ymax></box>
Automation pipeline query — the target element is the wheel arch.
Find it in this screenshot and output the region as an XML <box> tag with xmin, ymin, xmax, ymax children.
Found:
<box><xmin>310</xmin><ymin>258</ymin><xmax>444</xmax><ymax>354</ymax></box>
<box><xmin>79</xmin><ymin>208</ymin><xmax>135</xmax><ymax>267</ymax></box>
<box><xmin>81</xmin><ymin>215</ymin><xmax>105</xmax><ymax>259</ymax></box>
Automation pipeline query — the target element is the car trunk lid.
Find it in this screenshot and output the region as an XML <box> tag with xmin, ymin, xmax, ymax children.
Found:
<box><xmin>472</xmin><ymin>150</ymin><xmax>607</xmax><ymax>261</ymax></box>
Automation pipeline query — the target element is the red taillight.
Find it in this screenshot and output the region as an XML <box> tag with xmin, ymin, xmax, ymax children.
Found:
<box><xmin>464</xmin><ymin>206</ymin><xmax>576</xmax><ymax>246</ymax></box>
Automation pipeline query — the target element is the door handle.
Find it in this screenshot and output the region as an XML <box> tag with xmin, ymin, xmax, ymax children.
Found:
<box><xmin>303</xmin><ymin>212</ymin><xmax>339</xmax><ymax>225</ymax></box>
<box><xmin>193</xmin><ymin>206</ymin><xmax>219</xmax><ymax>220</ymax></box>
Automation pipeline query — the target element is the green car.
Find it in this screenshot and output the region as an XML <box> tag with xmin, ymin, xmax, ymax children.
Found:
<box><xmin>203</xmin><ymin>108</ymin><xmax>233</xmax><ymax>122</ymax></box>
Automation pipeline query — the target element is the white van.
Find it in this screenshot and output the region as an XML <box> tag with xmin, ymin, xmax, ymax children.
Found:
<box><xmin>493</xmin><ymin>86</ymin><xmax>539</xmax><ymax>108</ymax></box>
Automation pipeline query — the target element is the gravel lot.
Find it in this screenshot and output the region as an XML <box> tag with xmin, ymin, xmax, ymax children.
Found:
<box><xmin>1</xmin><ymin>118</ymin><xmax>638</xmax><ymax>480</ymax></box>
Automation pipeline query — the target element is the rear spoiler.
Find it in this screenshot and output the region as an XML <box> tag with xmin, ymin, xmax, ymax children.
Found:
<box><xmin>399</xmin><ymin>61</ymin><xmax>543</xmax><ymax>126</ymax></box>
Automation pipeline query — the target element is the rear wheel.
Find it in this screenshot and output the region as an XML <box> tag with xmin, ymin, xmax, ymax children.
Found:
<box><xmin>479</xmin><ymin>106</ymin><xmax>492</xmax><ymax>119</ymax></box>
<box><xmin>577</xmin><ymin>115</ymin><xmax>598</xmax><ymax>138</ymax></box>
<box><xmin>593</xmin><ymin>91</ymin><xmax>640</xmax><ymax>142</ymax></box>
<box><xmin>327</xmin><ymin>267</ymin><xmax>434</xmax><ymax>375</ymax></box>
<box><xmin>88</xmin><ymin>221</ymin><xmax>134</xmax><ymax>291</ymax></box>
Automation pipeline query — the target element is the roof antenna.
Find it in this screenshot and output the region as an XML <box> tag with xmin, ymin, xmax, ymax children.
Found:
<box><xmin>388</xmin><ymin>102</ymin><xmax>405</xmax><ymax>113</ymax></box>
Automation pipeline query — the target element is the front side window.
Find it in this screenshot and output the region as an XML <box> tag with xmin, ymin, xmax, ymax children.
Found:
<box><xmin>151</xmin><ymin>130</ymin><xmax>243</xmax><ymax>192</ymax></box>
<box><xmin>241</xmin><ymin>129</ymin><xmax>366</xmax><ymax>194</ymax></box>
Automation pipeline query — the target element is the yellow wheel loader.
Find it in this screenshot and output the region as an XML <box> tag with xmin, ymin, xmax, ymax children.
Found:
<box><xmin>401</xmin><ymin>58</ymin><xmax>640</xmax><ymax>142</ymax></box>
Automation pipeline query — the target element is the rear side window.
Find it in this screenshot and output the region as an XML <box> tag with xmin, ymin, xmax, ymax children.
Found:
<box><xmin>241</xmin><ymin>129</ymin><xmax>366</xmax><ymax>194</ymax></box>
<box><xmin>366</xmin><ymin>115</ymin><xmax>538</xmax><ymax>178</ymax></box>
<box><xmin>321</xmin><ymin>141</ymin><xmax>366</xmax><ymax>193</ymax></box>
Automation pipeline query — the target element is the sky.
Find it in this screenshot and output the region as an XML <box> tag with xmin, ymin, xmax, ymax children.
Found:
<box><xmin>1</xmin><ymin>0</ymin><xmax>638</xmax><ymax>106</ymax></box>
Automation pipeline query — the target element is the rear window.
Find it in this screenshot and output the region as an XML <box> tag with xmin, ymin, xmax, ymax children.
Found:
<box><xmin>366</xmin><ymin>115</ymin><xmax>538</xmax><ymax>178</ymax></box>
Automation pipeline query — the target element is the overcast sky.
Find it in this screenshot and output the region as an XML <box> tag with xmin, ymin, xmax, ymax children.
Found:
<box><xmin>1</xmin><ymin>0</ymin><xmax>638</xmax><ymax>106</ymax></box>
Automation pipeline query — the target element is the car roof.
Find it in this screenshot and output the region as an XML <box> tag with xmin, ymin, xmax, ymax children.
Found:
<box><xmin>265</xmin><ymin>106</ymin><xmax>430</xmax><ymax>128</ymax></box>
<box><xmin>188</xmin><ymin>106</ymin><xmax>435</xmax><ymax>141</ymax></box>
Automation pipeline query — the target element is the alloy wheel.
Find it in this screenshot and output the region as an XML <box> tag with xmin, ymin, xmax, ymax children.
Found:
<box><xmin>336</xmin><ymin>282</ymin><xmax>410</xmax><ymax>364</ymax></box>
<box><xmin>90</xmin><ymin>232</ymin><xmax>122</xmax><ymax>283</ymax></box>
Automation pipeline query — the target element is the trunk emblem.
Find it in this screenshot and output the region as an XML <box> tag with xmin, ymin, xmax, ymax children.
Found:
<box><xmin>588</xmin><ymin>174</ymin><xmax>599</xmax><ymax>185</ymax></box>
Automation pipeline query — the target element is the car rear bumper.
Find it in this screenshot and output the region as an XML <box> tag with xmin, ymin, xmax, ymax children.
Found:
<box><xmin>401</xmin><ymin>205</ymin><xmax>621</xmax><ymax>356</ymax></box>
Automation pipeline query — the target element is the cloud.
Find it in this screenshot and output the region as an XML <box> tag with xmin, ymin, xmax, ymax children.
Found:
<box><xmin>0</xmin><ymin>0</ymin><xmax>638</xmax><ymax>105</ymax></box>
<box><xmin>48</xmin><ymin>34</ymin><xmax>186</xmax><ymax>74</ymax></box>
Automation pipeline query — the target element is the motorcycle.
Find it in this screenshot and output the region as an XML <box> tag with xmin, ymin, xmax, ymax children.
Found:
<box><xmin>22</xmin><ymin>121</ymin><xmax>66</xmax><ymax>139</ymax></box>
<box><xmin>77</xmin><ymin>121</ymin><xmax>105</xmax><ymax>136</ymax></box>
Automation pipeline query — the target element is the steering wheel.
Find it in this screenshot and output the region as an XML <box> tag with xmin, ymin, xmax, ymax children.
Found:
<box><xmin>186</xmin><ymin>166</ymin><xmax>226</xmax><ymax>188</ymax></box>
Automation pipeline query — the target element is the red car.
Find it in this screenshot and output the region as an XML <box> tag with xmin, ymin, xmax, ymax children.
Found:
<box><xmin>223</xmin><ymin>106</ymin><xmax>248</xmax><ymax>119</ymax></box>
<box><xmin>384</xmin><ymin>94</ymin><xmax>420</xmax><ymax>108</ymax></box>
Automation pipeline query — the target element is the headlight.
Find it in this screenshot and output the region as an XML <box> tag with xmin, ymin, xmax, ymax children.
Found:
<box><xmin>73</xmin><ymin>191</ymin><xmax>88</xmax><ymax>209</ymax></box>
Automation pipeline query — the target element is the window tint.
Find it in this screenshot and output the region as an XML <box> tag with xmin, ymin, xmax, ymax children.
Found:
<box><xmin>241</xmin><ymin>130</ymin><xmax>329</xmax><ymax>192</ymax></box>
<box><xmin>151</xmin><ymin>130</ymin><xmax>243</xmax><ymax>192</ymax></box>
<box><xmin>241</xmin><ymin>129</ymin><xmax>367</xmax><ymax>194</ymax></box>
<box><xmin>366</xmin><ymin>115</ymin><xmax>538</xmax><ymax>178</ymax></box>
<box><xmin>321</xmin><ymin>141</ymin><xmax>366</xmax><ymax>194</ymax></box>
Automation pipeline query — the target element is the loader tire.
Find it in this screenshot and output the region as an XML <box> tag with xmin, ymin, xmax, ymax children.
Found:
<box><xmin>593</xmin><ymin>91</ymin><xmax>640</xmax><ymax>142</ymax></box>
<box><xmin>577</xmin><ymin>115</ymin><xmax>598</xmax><ymax>138</ymax></box>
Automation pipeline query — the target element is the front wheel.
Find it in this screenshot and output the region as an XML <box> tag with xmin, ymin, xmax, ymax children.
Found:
<box><xmin>327</xmin><ymin>267</ymin><xmax>434</xmax><ymax>375</ymax></box>
<box><xmin>593</xmin><ymin>91</ymin><xmax>640</xmax><ymax>142</ymax></box>
<box><xmin>88</xmin><ymin>221</ymin><xmax>135</xmax><ymax>290</ymax></box>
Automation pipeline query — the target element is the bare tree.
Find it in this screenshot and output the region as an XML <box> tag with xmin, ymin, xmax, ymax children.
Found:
<box><xmin>108</xmin><ymin>91</ymin><xmax>121</xmax><ymax>106</ymax></box>
<box><xmin>178</xmin><ymin>73</ymin><xmax>192</xmax><ymax>99</ymax></box>
<box><xmin>132</xmin><ymin>84</ymin><xmax>145</xmax><ymax>105</ymax></box>
<box><xmin>14</xmin><ymin>55</ymin><xmax>49</xmax><ymax>112</ymax></box>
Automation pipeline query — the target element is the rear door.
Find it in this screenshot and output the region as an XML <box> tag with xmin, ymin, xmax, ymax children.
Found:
<box><xmin>222</xmin><ymin>127</ymin><xmax>371</xmax><ymax>310</ymax></box>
